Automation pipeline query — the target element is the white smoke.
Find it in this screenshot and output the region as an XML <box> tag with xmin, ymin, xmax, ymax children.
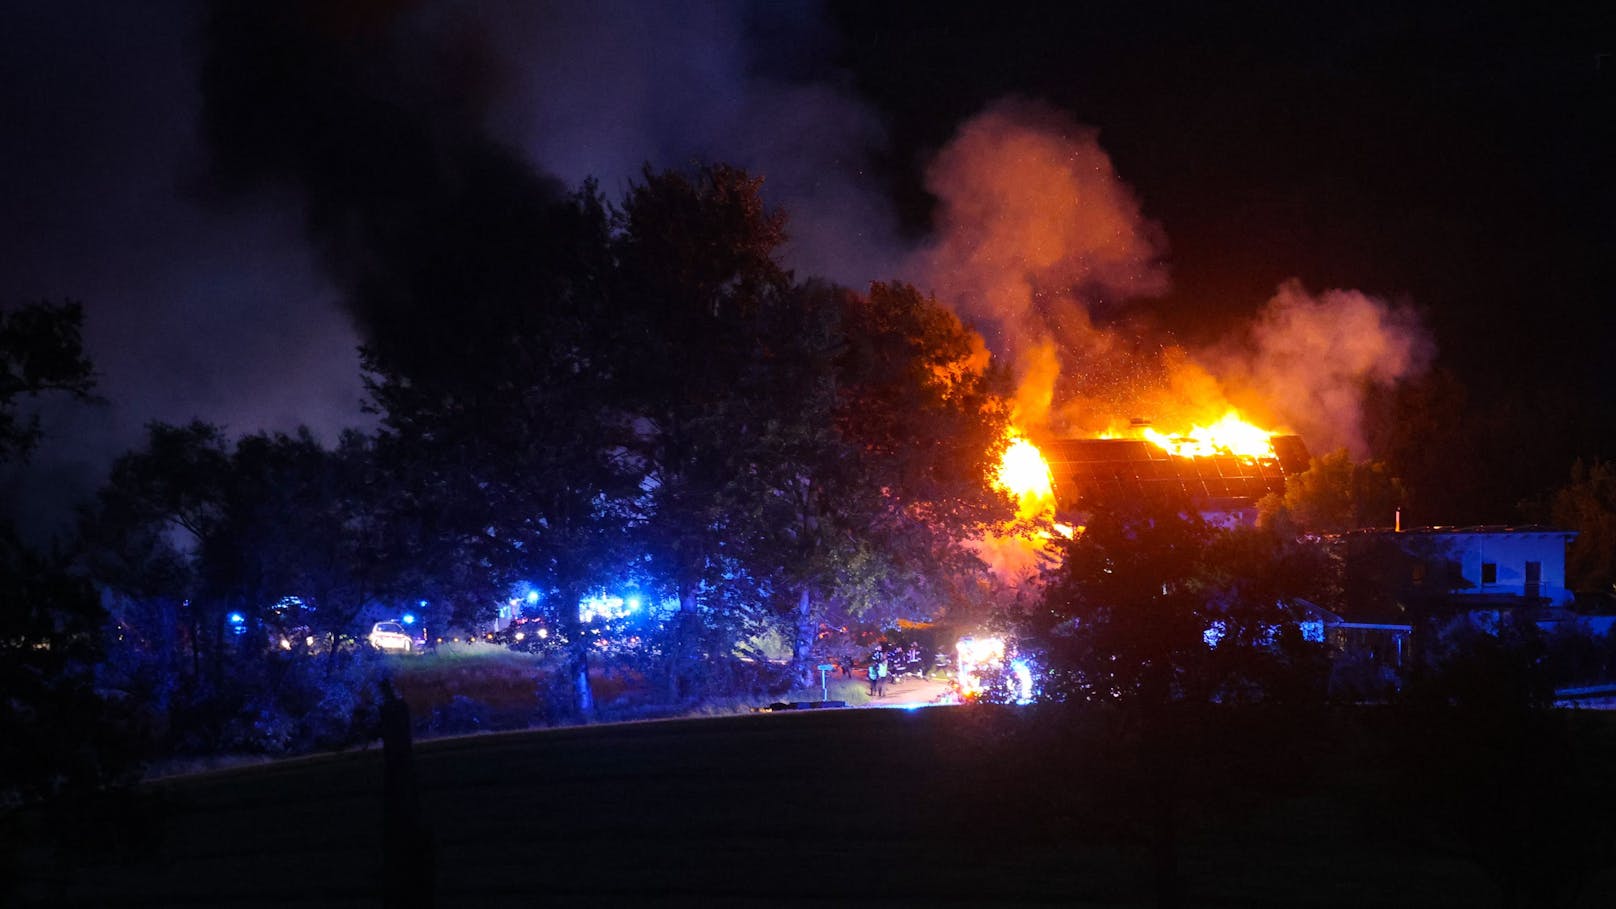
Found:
<box><xmin>1212</xmin><ymin>280</ymin><xmax>1433</xmax><ymax>456</ymax></box>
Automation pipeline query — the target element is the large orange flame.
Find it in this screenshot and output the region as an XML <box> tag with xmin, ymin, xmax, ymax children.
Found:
<box><xmin>995</xmin><ymin>433</ymin><xmax>1055</xmax><ymax>516</ymax></box>
<box><xmin>980</xmin><ymin>410</ymin><xmax>1280</xmax><ymax>583</ymax></box>
<box><xmin>976</xmin><ymin>430</ymin><xmax>1065</xmax><ymax>583</ymax></box>
<box><xmin>1117</xmin><ymin>409</ymin><xmax>1279</xmax><ymax>460</ymax></box>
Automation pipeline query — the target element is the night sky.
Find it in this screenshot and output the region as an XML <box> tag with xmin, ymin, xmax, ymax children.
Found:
<box><xmin>3</xmin><ymin>0</ymin><xmax>1612</xmax><ymax>535</ymax></box>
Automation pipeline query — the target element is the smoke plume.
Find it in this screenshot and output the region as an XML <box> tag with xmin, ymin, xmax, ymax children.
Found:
<box><xmin>907</xmin><ymin>99</ymin><xmax>1169</xmax><ymax>430</ymax></box>
<box><xmin>199</xmin><ymin>1</ymin><xmax>906</xmax><ymax>376</ymax></box>
<box><xmin>200</xmin><ymin>2</ymin><xmax>585</xmax><ymax>379</ymax></box>
<box><xmin>1210</xmin><ymin>280</ymin><xmax>1433</xmax><ymax>456</ymax></box>
<box><xmin>907</xmin><ymin>99</ymin><xmax>1434</xmax><ymax>458</ymax></box>
<box><xmin>477</xmin><ymin>0</ymin><xmax>901</xmax><ymax>289</ymax></box>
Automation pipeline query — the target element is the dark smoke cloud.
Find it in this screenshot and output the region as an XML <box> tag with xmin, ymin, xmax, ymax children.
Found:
<box><xmin>199</xmin><ymin>1</ymin><xmax>587</xmax><ymax>378</ymax></box>
<box><xmin>197</xmin><ymin>0</ymin><xmax>901</xmax><ymax>367</ymax></box>
<box><xmin>474</xmin><ymin>0</ymin><xmax>901</xmax><ymax>287</ymax></box>
<box><xmin>3</xmin><ymin>0</ymin><xmax>906</xmax><ymax>540</ymax></box>
<box><xmin>1</xmin><ymin>0</ymin><xmax>1439</xmax><ymax>545</ymax></box>
<box><xmin>1</xmin><ymin>2</ymin><xmax>368</xmax><ymax>540</ymax></box>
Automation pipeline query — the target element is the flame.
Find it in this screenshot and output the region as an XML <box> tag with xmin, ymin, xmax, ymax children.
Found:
<box><xmin>978</xmin><ymin>410</ymin><xmax>1277</xmax><ymax>585</ymax></box>
<box><xmin>1128</xmin><ymin>409</ymin><xmax>1278</xmax><ymax>459</ymax></box>
<box><xmin>995</xmin><ymin>433</ymin><xmax>1055</xmax><ymax>514</ymax></box>
<box><xmin>956</xmin><ymin>636</ymin><xmax>1006</xmax><ymax>697</ymax></box>
<box><xmin>976</xmin><ymin>430</ymin><xmax>1063</xmax><ymax>583</ymax></box>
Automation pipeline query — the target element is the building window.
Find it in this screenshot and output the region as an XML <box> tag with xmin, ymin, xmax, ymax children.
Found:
<box><xmin>1481</xmin><ymin>562</ymin><xmax>1497</xmax><ymax>585</ymax></box>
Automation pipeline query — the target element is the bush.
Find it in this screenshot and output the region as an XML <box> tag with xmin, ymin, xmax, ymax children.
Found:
<box><xmin>425</xmin><ymin>695</ymin><xmax>488</xmax><ymax>737</ymax></box>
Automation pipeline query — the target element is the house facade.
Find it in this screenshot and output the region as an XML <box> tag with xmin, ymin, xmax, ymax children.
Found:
<box><xmin>1352</xmin><ymin>525</ymin><xmax>1578</xmax><ymax>609</ymax></box>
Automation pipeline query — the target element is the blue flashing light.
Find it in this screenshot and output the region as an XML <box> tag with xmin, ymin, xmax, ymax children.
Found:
<box><xmin>402</xmin><ymin>613</ymin><xmax>416</xmax><ymax>625</ymax></box>
<box><xmin>578</xmin><ymin>593</ymin><xmax>627</xmax><ymax>622</ymax></box>
<box><xmin>227</xmin><ymin>612</ymin><xmax>245</xmax><ymax>625</ymax></box>
<box><xmin>418</xmin><ymin>599</ymin><xmax>428</xmax><ymax>608</ymax></box>
<box><xmin>525</xmin><ymin>590</ymin><xmax>540</xmax><ymax>605</ymax></box>
<box><xmin>626</xmin><ymin>595</ymin><xmax>642</xmax><ymax>611</ymax></box>
<box><xmin>1009</xmin><ymin>658</ymin><xmax>1035</xmax><ymax>704</ymax></box>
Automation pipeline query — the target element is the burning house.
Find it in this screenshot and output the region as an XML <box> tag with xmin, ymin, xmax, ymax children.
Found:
<box><xmin>1039</xmin><ymin>431</ymin><xmax>1311</xmax><ymax>524</ymax></box>
<box><xmin>983</xmin><ymin>414</ymin><xmax>1309</xmax><ymax>582</ymax></box>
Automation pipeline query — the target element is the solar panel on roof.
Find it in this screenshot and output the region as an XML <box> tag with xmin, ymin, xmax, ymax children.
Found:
<box><xmin>1040</xmin><ymin>435</ymin><xmax>1310</xmax><ymax>513</ymax></box>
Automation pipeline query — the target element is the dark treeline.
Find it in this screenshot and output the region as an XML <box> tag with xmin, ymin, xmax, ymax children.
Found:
<box><xmin>6</xmin><ymin>159</ymin><xmax>1616</xmax><ymax>808</ymax></box>
<box><xmin>1</xmin><ymin>0</ymin><xmax>1020</xmax><ymax>791</ymax></box>
<box><xmin>3</xmin><ymin>4</ymin><xmax>1616</xmax><ymax>857</ymax></box>
<box><xmin>0</xmin><ymin>165</ymin><xmax>1018</xmax><ymax>802</ymax></box>
<box><xmin>7</xmin><ymin>183</ymin><xmax>1616</xmax><ymax>909</ymax></box>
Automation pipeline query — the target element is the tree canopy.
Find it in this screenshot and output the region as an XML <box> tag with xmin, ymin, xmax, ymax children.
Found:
<box><xmin>1552</xmin><ymin>459</ymin><xmax>1616</xmax><ymax>596</ymax></box>
<box><xmin>0</xmin><ymin>301</ymin><xmax>96</xmax><ymax>462</ymax></box>
<box><xmin>1259</xmin><ymin>448</ymin><xmax>1402</xmax><ymax>535</ymax></box>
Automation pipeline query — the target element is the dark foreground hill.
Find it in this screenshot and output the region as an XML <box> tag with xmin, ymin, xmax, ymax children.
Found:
<box><xmin>7</xmin><ymin>704</ymin><xmax>1616</xmax><ymax>907</ymax></box>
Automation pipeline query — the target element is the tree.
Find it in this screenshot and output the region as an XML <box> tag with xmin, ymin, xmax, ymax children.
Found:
<box><xmin>368</xmin><ymin>336</ymin><xmax>641</xmax><ymax>720</ymax></box>
<box><xmin>1361</xmin><ymin>367</ymin><xmax>1486</xmax><ymax>524</ymax></box>
<box><xmin>0</xmin><ymin>300</ymin><xmax>113</xmax><ymax>803</ymax></box>
<box><xmin>1200</xmin><ymin>525</ymin><xmax>1333</xmax><ymax>704</ymax></box>
<box><xmin>80</xmin><ymin>421</ymin><xmax>252</xmax><ymax>752</ymax></box>
<box><xmin>1259</xmin><ymin>448</ymin><xmax>1402</xmax><ymax>534</ymax></box>
<box><xmin>81</xmin><ymin>422</ymin><xmax>231</xmax><ymax>696</ymax></box>
<box><xmin>0</xmin><ymin>526</ymin><xmax>127</xmax><ymax>802</ymax></box>
<box><xmin>1034</xmin><ymin>496</ymin><xmax>1221</xmax><ymax>908</ymax></box>
<box><xmin>204</xmin><ymin>429</ymin><xmax>399</xmax><ymax>665</ymax></box>
<box><xmin>610</xmin><ymin>164</ymin><xmax>792</xmax><ymax>700</ymax></box>
<box><xmin>362</xmin><ymin>182</ymin><xmax>636</xmax><ymax>720</ymax></box>
<box><xmin>0</xmin><ymin>301</ymin><xmax>97</xmax><ymax>462</ymax></box>
<box><xmin>1036</xmin><ymin>494</ymin><xmax>1215</xmax><ymax>704</ymax></box>
<box><xmin>1551</xmin><ymin>459</ymin><xmax>1616</xmax><ymax>596</ymax></box>
<box><xmin>1034</xmin><ymin>496</ymin><xmax>1333</xmax><ymax>907</ymax></box>
<box><xmin>82</xmin><ymin>423</ymin><xmax>406</xmax><ymax>754</ymax></box>
<box><xmin>736</xmin><ymin>281</ymin><xmax>1014</xmax><ymax>686</ymax></box>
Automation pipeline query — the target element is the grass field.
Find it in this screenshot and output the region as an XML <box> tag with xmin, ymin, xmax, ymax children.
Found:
<box><xmin>382</xmin><ymin>642</ymin><xmax>827</xmax><ymax>730</ymax></box>
<box><xmin>9</xmin><ymin>704</ymin><xmax>1616</xmax><ymax>907</ymax></box>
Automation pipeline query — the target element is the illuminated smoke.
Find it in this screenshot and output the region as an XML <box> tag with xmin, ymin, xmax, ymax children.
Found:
<box><xmin>908</xmin><ymin>98</ymin><xmax>1433</xmax><ymax>461</ymax></box>
<box><xmin>907</xmin><ymin>99</ymin><xmax>1168</xmax><ymax>431</ymax></box>
<box><xmin>1210</xmin><ymin>280</ymin><xmax>1433</xmax><ymax>456</ymax></box>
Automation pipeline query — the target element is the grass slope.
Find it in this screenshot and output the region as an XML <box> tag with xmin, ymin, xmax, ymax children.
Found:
<box><xmin>8</xmin><ymin>706</ymin><xmax>1616</xmax><ymax>907</ymax></box>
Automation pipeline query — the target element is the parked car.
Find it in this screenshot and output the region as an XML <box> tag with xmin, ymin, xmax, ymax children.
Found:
<box><xmin>368</xmin><ymin>621</ymin><xmax>415</xmax><ymax>653</ymax></box>
<box><xmin>493</xmin><ymin>617</ymin><xmax>550</xmax><ymax>652</ymax></box>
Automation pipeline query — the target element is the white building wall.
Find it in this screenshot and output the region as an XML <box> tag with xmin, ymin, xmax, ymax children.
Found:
<box><xmin>1430</xmin><ymin>531</ymin><xmax>1574</xmax><ymax>606</ymax></box>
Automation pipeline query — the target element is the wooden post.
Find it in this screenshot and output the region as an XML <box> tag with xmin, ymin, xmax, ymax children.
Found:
<box><xmin>381</xmin><ymin>682</ymin><xmax>433</xmax><ymax>908</ymax></box>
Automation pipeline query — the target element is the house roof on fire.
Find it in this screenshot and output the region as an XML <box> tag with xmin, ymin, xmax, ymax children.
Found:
<box><xmin>1040</xmin><ymin>434</ymin><xmax>1311</xmax><ymax>512</ymax></box>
